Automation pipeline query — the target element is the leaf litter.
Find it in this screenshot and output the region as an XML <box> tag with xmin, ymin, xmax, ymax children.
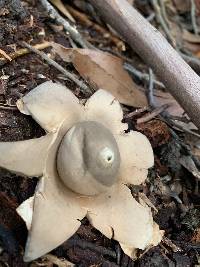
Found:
<box><xmin>51</xmin><ymin>42</ymin><xmax>148</xmax><ymax>107</ymax></box>
<box><xmin>0</xmin><ymin>0</ymin><xmax>200</xmax><ymax>266</ymax></box>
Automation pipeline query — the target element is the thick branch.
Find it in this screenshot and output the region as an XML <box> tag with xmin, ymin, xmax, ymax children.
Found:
<box><xmin>89</xmin><ymin>0</ymin><xmax>200</xmax><ymax>130</ymax></box>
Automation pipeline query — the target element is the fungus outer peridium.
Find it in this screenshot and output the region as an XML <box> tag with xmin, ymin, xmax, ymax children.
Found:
<box><xmin>0</xmin><ymin>81</ymin><xmax>163</xmax><ymax>262</ymax></box>
<box><xmin>57</xmin><ymin>121</ymin><xmax>121</xmax><ymax>195</ymax></box>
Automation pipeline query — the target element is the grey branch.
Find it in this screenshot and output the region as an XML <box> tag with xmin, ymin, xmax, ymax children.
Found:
<box><xmin>88</xmin><ymin>0</ymin><xmax>200</xmax><ymax>130</ymax></box>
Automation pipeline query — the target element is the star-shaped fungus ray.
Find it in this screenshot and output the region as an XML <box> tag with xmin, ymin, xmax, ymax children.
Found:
<box><xmin>17</xmin><ymin>81</ymin><xmax>83</xmax><ymax>132</ymax></box>
<box><xmin>0</xmin><ymin>134</ymin><xmax>53</xmax><ymax>177</ymax></box>
<box><xmin>116</xmin><ymin>131</ymin><xmax>154</xmax><ymax>185</ymax></box>
<box><xmin>81</xmin><ymin>184</ymin><xmax>160</xmax><ymax>252</ymax></box>
<box><xmin>17</xmin><ymin>118</ymin><xmax>161</xmax><ymax>262</ymax></box>
<box><xmin>18</xmin><ymin>169</ymin><xmax>162</xmax><ymax>262</ymax></box>
<box><xmin>84</xmin><ymin>89</ymin><xmax>128</xmax><ymax>134</ymax></box>
<box><xmin>83</xmin><ymin>89</ymin><xmax>153</xmax><ymax>185</ymax></box>
<box><xmin>19</xmin><ymin>122</ymin><xmax>87</xmax><ymax>262</ymax></box>
<box><xmin>0</xmin><ymin>81</ymin><xmax>163</xmax><ymax>262</ymax></box>
<box><xmin>120</xmin><ymin>222</ymin><xmax>163</xmax><ymax>259</ymax></box>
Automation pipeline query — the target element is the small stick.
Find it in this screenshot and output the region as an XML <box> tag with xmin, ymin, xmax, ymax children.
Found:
<box><xmin>125</xmin><ymin>52</ymin><xmax>200</xmax><ymax>76</ymax></box>
<box><xmin>49</xmin><ymin>0</ymin><xmax>75</xmax><ymax>22</ymax></box>
<box><xmin>88</xmin><ymin>0</ymin><xmax>200</xmax><ymax>130</ymax></box>
<box><xmin>22</xmin><ymin>41</ymin><xmax>92</xmax><ymax>95</ymax></box>
<box><xmin>124</xmin><ymin>107</ymin><xmax>149</xmax><ymax>119</ymax></box>
<box><xmin>162</xmin><ymin>237</ymin><xmax>182</xmax><ymax>252</ymax></box>
<box><xmin>0</xmin><ymin>48</ymin><xmax>12</xmax><ymax>61</ymax></box>
<box><xmin>137</xmin><ymin>104</ymin><xmax>168</xmax><ymax>124</ymax></box>
<box><xmin>191</xmin><ymin>0</ymin><xmax>199</xmax><ymax>35</ymax></box>
<box><xmin>146</xmin><ymin>12</ymin><xmax>156</xmax><ymax>22</ymax></box>
<box><xmin>0</xmin><ymin>42</ymin><xmax>51</xmax><ymax>66</ymax></box>
<box><xmin>39</xmin><ymin>0</ymin><xmax>91</xmax><ymax>48</ymax></box>
<box><xmin>147</xmin><ymin>68</ymin><xmax>155</xmax><ymax>107</ymax></box>
<box><xmin>151</xmin><ymin>0</ymin><xmax>175</xmax><ymax>46</ymax></box>
<box><xmin>65</xmin><ymin>4</ymin><xmax>125</xmax><ymax>50</ymax></box>
<box><xmin>169</xmin><ymin>119</ymin><xmax>200</xmax><ymax>138</ymax></box>
<box><xmin>158</xmin><ymin>0</ymin><xmax>169</xmax><ymax>27</ymax></box>
<box><xmin>124</xmin><ymin>63</ymin><xmax>165</xmax><ymax>89</ymax></box>
<box><xmin>0</xmin><ymin>105</ymin><xmax>17</xmax><ymax>111</ymax></box>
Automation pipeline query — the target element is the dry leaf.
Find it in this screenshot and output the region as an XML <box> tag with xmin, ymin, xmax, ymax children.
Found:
<box><xmin>182</xmin><ymin>29</ymin><xmax>200</xmax><ymax>54</ymax></box>
<box><xmin>172</xmin><ymin>0</ymin><xmax>190</xmax><ymax>13</ymax></box>
<box><xmin>49</xmin><ymin>0</ymin><xmax>75</xmax><ymax>22</ymax></box>
<box><xmin>154</xmin><ymin>89</ymin><xmax>184</xmax><ymax>117</ymax></box>
<box><xmin>52</xmin><ymin>43</ymin><xmax>147</xmax><ymax>107</ymax></box>
<box><xmin>180</xmin><ymin>155</ymin><xmax>200</xmax><ymax>180</ymax></box>
<box><xmin>154</xmin><ymin>90</ymin><xmax>197</xmax><ymax>130</ymax></box>
<box><xmin>183</xmin><ymin>29</ymin><xmax>200</xmax><ymax>43</ymax></box>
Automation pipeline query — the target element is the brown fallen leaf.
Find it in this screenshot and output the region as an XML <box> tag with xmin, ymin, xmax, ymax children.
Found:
<box><xmin>172</xmin><ymin>0</ymin><xmax>190</xmax><ymax>13</ymax></box>
<box><xmin>183</xmin><ymin>29</ymin><xmax>200</xmax><ymax>43</ymax></box>
<box><xmin>153</xmin><ymin>89</ymin><xmax>184</xmax><ymax>117</ymax></box>
<box><xmin>180</xmin><ymin>29</ymin><xmax>200</xmax><ymax>54</ymax></box>
<box><xmin>154</xmin><ymin>90</ymin><xmax>197</xmax><ymax>130</ymax></box>
<box><xmin>52</xmin><ymin>43</ymin><xmax>147</xmax><ymax>107</ymax></box>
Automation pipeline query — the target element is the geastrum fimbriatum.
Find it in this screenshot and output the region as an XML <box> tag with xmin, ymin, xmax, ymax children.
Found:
<box><xmin>0</xmin><ymin>81</ymin><xmax>163</xmax><ymax>261</ymax></box>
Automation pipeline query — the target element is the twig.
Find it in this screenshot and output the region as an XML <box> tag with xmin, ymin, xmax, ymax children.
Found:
<box><xmin>124</xmin><ymin>107</ymin><xmax>149</xmax><ymax>119</ymax></box>
<box><xmin>49</xmin><ymin>0</ymin><xmax>75</xmax><ymax>22</ymax></box>
<box><xmin>0</xmin><ymin>42</ymin><xmax>51</xmax><ymax>67</ymax></box>
<box><xmin>147</xmin><ymin>68</ymin><xmax>155</xmax><ymax>107</ymax></box>
<box><xmin>169</xmin><ymin>119</ymin><xmax>200</xmax><ymax>138</ymax></box>
<box><xmin>0</xmin><ymin>48</ymin><xmax>12</xmax><ymax>61</ymax></box>
<box><xmin>124</xmin><ymin>63</ymin><xmax>165</xmax><ymax>89</ymax></box>
<box><xmin>0</xmin><ymin>105</ymin><xmax>18</xmax><ymax>111</ymax></box>
<box><xmin>146</xmin><ymin>12</ymin><xmax>156</xmax><ymax>22</ymax></box>
<box><xmin>150</xmin><ymin>0</ymin><xmax>175</xmax><ymax>46</ymax></box>
<box><xmin>191</xmin><ymin>0</ymin><xmax>199</xmax><ymax>35</ymax></box>
<box><xmin>22</xmin><ymin>41</ymin><xmax>92</xmax><ymax>95</ymax></box>
<box><xmin>137</xmin><ymin>104</ymin><xmax>168</xmax><ymax>124</ymax></box>
<box><xmin>102</xmin><ymin>48</ymin><xmax>133</xmax><ymax>63</ymax></box>
<box><xmin>65</xmin><ymin>4</ymin><xmax>125</xmax><ymax>50</ymax></box>
<box><xmin>158</xmin><ymin>0</ymin><xmax>169</xmax><ymax>27</ymax></box>
<box><xmin>39</xmin><ymin>0</ymin><xmax>91</xmax><ymax>48</ymax></box>
<box><xmin>125</xmin><ymin>53</ymin><xmax>200</xmax><ymax>77</ymax></box>
<box><xmin>89</xmin><ymin>0</ymin><xmax>200</xmax><ymax>130</ymax></box>
<box><xmin>162</xmin><ymin>237</ymin><xmax>182</xmax><ymax>252</ymax></box>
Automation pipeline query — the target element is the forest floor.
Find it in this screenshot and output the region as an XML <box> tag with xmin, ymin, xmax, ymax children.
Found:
<box><xmin>0</xmin><ymin>0</ymin><xmax>200</xmax><ymax>266</ymax></box>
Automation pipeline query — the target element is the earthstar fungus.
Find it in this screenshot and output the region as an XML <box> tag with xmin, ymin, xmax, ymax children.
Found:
<box><xmin>0</xmin><ymin>81</ymin><xmax>163</xmax><ymax>261</ymax></box>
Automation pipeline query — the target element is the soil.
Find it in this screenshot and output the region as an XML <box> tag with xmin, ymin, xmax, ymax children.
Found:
<box><xmin>0</xmin><ymin>0</ymin><xmax>199</xmax><ymax>266</ymax></box>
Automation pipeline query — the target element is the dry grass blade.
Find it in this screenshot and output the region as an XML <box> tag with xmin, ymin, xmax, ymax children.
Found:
<box><xmin>0</xmin><ymin>48</ymin><xmax>12</xmax><ymax>61</ymax></box>
<box><xmin>0</xmin><ymin>42</ymin><xmax>51</xmax><ymax>66</ymax></box>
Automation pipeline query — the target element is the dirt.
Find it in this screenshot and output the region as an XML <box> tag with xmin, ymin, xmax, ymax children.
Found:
<box><xmin>0</xmin><ymin>0</ymin><xmax>199</xmax><ymax>266</ymax></box>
